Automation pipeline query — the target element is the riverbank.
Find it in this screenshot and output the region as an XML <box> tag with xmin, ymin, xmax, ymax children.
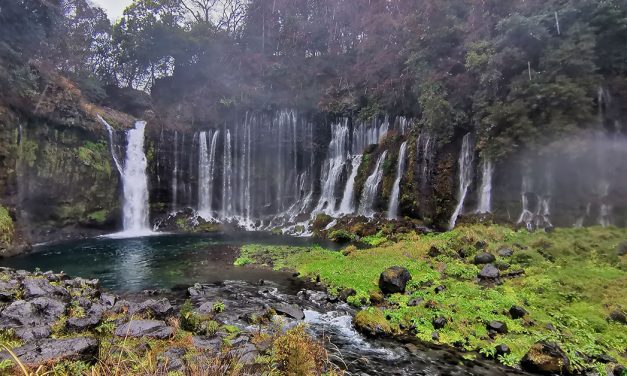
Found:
<box><xmin>235</xmin><ymin>224</ymin><xmax>627</xmax><ymax>375</ymax></box>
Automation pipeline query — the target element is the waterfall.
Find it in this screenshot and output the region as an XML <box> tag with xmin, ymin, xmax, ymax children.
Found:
<box><xmin>171</xmin><ymin>131</ymin><xmax>178</xmax><ymax>212</ymax></box>
<box><xmin>99</xmin><ymin>117</ymin><xmax>152</xmax><ymax>236</ymax></box>
<box><xmin>313</xmin><ymin>120</ymin><xmax>349</xmax><ymax>215</ymax></box>
<box><xmin>339</xmin><ymin>155</ymin><xmax>363</xmax><ymax>215</ymax></box>
<box><xmin>387</xmin><ymin>142</ymin><xmax>408</xmax><ymax>219</ymax></box>
<box><xmin>222</xmin><ymin>129</ymin><xmax>233</xmax><ymax>218</ymax></box>
<box><xmin>599</xmin><ymin>181</ymin><xmax>612</xmax><ymax>227</ymax></box>
<box><xmin>358</xmin><ymin>151</ymin><xmax>388</xmax><ymax>217</ymax></box>
<box><xmin>517</xmin><ymin>173</ymin><xmax>534</xmax><ymax>230</ymax></box>
<box><xmin>476</xmin><ymin>159</ymin><xmax>494</xmax><ymax>213</ymax></box>
<box><xmin>198</xmin><ymin>132</ymin><xmax>213</xmax><ymax>220</ymax></box>
<box><xmin>351</xmin><ymin>117</ymin><xmax>389</xmax><ymax>153</ymax></box>
<box><xmin>449</xmin><ymin>133</ymin><xmax>474</xmax><ymax>229</ymax></box>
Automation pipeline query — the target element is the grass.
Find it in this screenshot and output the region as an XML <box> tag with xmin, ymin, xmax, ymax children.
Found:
<box><xmin>236</xmin><ymin>224</ymin><xmax>627</xmax><ymax>372</ymax></box>
<box><xmin>0</xmin><ymin>205</ymin><xmax>14</xmax><ymax>248</ymax></box>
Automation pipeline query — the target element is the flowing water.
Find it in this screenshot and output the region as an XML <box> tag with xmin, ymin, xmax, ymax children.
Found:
<box><xmin>100</xmin><ymin>119</ymin><xmax>153</xmax><ymax>238</ymax></box>
<box><xmin>338</xmin><ymin>155</ymin><xmax>363</xmax><ymax>214</ymax></box>
<box><xmin>388</xmin><ymin>141</ymin><xmax>408</xmax><ymax>219</ymax></box>
<box><xmin>1</xmin><ymin>235</ymin><xmax>528</xmax><ymax>375</ymax></box>
<box><xmin>314</xmin><ymin>120</ymin><xmax>350</xmax><ymax>215</ymax></box>
<box><xmin>476</xmin><ymin>159</ymin><xmax>493</xmax><ymax>214</ymax></box>
<box><xmin>359</xmin><ymin>151</ymin><xmax>388</xmax><ymax>217</ymax></box>
<box><xmin>449</xmin><ymin>134</ymin><xmax>474</xmax><ymax>229</ymax></box>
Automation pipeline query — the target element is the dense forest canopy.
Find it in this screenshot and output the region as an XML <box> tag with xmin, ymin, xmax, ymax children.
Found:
<box><xmin>2</xmin><ymin>0</ymin><xmax>627</xmax><ymax>157</ymax></box>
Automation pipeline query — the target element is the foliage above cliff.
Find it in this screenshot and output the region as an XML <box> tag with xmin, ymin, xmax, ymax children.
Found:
<box><xmin>2</xmin><ymin>0</ymin><xmax>627</xmax><ymax>153</ymax></box>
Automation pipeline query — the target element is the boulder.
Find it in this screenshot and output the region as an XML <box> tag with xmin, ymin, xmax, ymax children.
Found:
<box><xmin>14</xmin><ymin>326</ymin><xmax>52</xmax><ymax>342</ymax></box>
<box><xmin>379</xmin><ymin>266</ymin><xmax>412</xmax><ymax>294</ymax></box>
<box><xmin>434</xmin><ymin>285</ymin><xmax>446</xmax><ymax>294</ymax></box>
<box><xmin>521</xmin><ymin>342</ymin><xmax>570</xmax><ymax>374</ymax></box>
<box><xmin>192</xmin><ymin>336</ymin><xmax>223</xmax><ymax>352</ymax></box>
<box><xmin>608</xmin><ymin>310</ymin><xmax>626</xmax><ymax>325</ymax></box>
<box><xmin>487</xmin><ymin>321</ymin><xmax>508</xmax><ymax>334</ymax></box>
<box><xmin>66</xmin><ymin>310</ymin><xmax>103</xmax><ymax>332</ymax></box>
<box><xmin>510</xmin><ymin>305</ymin><xmax>528</xmax><ymax>319</ymax></box>
<box><xmin>617</xmin><ymin>241</ymin><xmax>627</xmax><ymax>256</ymax></box>
<box><xmin>130</xmin><ymin>299</ymin><xmax>174</xmax><ymax>319</ymax></box>
<box><xmin>475</xmin><ymin>241</ymin><xmax>488</xmax><ymax>249</ymax></box>
<box><xmin>338</xmin><ymin>288</ymin><xmax>357</xmax><ymax>302</ymax></box>
<box><xmin>407</xmin><ymin>297</ymin><xmax>424</xmax><ymax>307</ymax></box>
<box><xmin>273</xmin><ymin>303</ymin><xmax>305</xmax><ymax>320</ymax></box>
<box><xmin>115</xmin><ymin>320</ymin><xmax>174</xmax><ymax>339</ymax></box>
<box><xmin>1</xmin><ymin>298</ymin><xmax>66</xmax><ymax>327</ymax></box>
<box><xmin>478</xmin><ymin>264</ymin><xmax>500</xmax><ymax>280</ymax></box>
<box><xmin>474</xmin><ymin>253</ymin><xmax>496</xmax><ymax>265</ymax></box>
<box><xmin>495</xmin><ymin>344</ymin><xmax>511</xmax><ymax>357</ymax></box>
<box><xmin>23</xmin><ymin>278</ymin><xmax>69</xmax><ymax>300</ymax></box>
<box><xmin>0</xmin><ymin>337</ymin><xmax>98</xmax><ymax>366</ymax></box>
<box><xmin>432</xmin><ymin>317</ymin><xmax>446</xmax><ymax>329</ymax></box>
<box><xmin>498</xmin><ymin>248</ymin><xmax>514</xmax><ymax>257</ymax></box>
<box><xmin>100</xmin><ymin>293</ymin><xmax>116</xmax><ymax>308</ymax></box>
<box><xmin>158</xmin><ymin>348</ymin><xmax>186</xmax><ymax>372</ymax></box>
<box><xmin>428</xmin><ymin>246</ymin><xmax>441</xmax><ymax>257</ymax></box>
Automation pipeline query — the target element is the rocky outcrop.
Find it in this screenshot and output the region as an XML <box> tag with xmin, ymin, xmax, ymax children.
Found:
<box><xmin>521</xmin><ymin>341</ymin><xmax>570</xmax><ymax>374</ymax></box>
<box><xmin>0</xmin><ymin>337</ymin><xmax>99</xmax><ymax>366</ymax></box>
<box><xmin>379</xmin><ymin>266</ymin><xmax>412</xmax><ymax>294</ymax></box>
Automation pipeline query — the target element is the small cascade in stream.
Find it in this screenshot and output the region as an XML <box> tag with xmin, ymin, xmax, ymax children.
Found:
<box><xmin>313</xmin><ymin>120</ymin><xmax>349</xmax><ymax>215</ymax></box>
<box><xmin>517</xmin><ymin>173</ymin><xmax>534</xmax><ymax>230</ymax></box>
<box><xmin>449</xmin><ymin>133</ymin><xmax>474</xmax><ymax>229</ymax></box>
<box><xmin>222</xmin><ymin>129</ymin><xmax>233</xmax><ymax>218</ymax></box>
<box><xmin>99</xmin><ymin>117</ymin><xmax>152</xmax><ymax>237</ymax></box>
<box><xmin>476</xmin><ymin>159</ymin><xmax>493</xmax><ymax>213</ymax></box>
<box><xmin>338</xmin><ymin>156</ymin><xmax>363</xmax><ymax>214</ymax></box>
<box><xmin>387</xmin><ymin>142</ymin><xmax>408</xmax><ymax>219</ymax></box>
<box><xmin>358</xmin><ymin>151</ymin><xmax>388</xmax><ymax>217</ymax></box>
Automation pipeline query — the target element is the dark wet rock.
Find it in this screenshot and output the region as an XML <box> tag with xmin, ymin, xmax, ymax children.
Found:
<box><xmin>545</xmin><ymin>323</ymin><xmax>557</xmax><ymax>331</ymax></box>
<box><xmin>192</xmin><ymin>335</ymin><xmax>223</xmax><ymax>352</ymax></box>
<box><xmin>478</xmin><ymin>264</ymin><xmax>500</xmax><ymax>280</ymax></box>
<box><xmin>475</xmin><ymin>241</ymin><xmax>488</xmax><ymax>250</ymax></box>
<box><xmin>593</xmin><ymin>354</ymin><xmax>615</xmax><ymax>364</ymax></box>
<box><xmin>131</xmin><ymin>299</ymin><xmax>174</xmax><ymax>319</ymax></box>
<box><xmin>115</xmin><ymin>320</ymin><xmax>174</xmax><ymax>339</ymax></box>
<box><xmin>521</xmin><ymin>342</ymin><xmax>570</xmax><ymax>374</ymax></box>
<box><xmin>434</xmin><ymin>285</ymin><xmax>446</xmax><ymax>294</ymax></box>
<box><xmin>0</xmin><ymin>337</ymin><xmax>99</xmax><ymax>366</ymax></box>
<box><xmin>1</xmin><ymin>298</ymin><xmax>66</xmax><ymax>327</ymax></box>
<box><xmin>432</xmin><ymin>317</ymin><xmax>447</xmax><ymax>329</ymax></box>
<box><xmin>614</xmin><ymin>365</ymin><xmax>626</xmax><ymax>376</ymax></box>
<box><xmin>428</xmin><ymin>246</ymin><xmax>441</xmax><ymax>257</ymax></box>
<box><xmin>379</xmin><ymin>266</ymin><xmax>412</xmax><ymax>294</ymax></box>
<box><xmin>14</xmin><ymin>326</ymin><xmax>52</xmax><ymax>342</ymax></box>
<box><xmin>474</xmin><ymin>253</ymin><xmax>496</xmax><ymax>265</ymax></box>
<box><xmin>498</xmin><ymin>248</ymin><xmax>514</xmax><ymax>257</ymax></box>
<box><xmin>273</xmin><ymin>303</ymin><xmax>305</xmax><ymax>320</ymax></box>
<box><xmin>487</xmin><ymin>321</ymin><xmax>508</xmax><ymax>334</ymax></box>
<box><xmin>510</xmin><ymin>305</ymin><xmax>528</xmax><ymax>319</ymax></box>
<box><xmin>407</xmin><ymin>297</ymin><xmax>424</xmax><ymax>307</ymax></box>
<box><xmin>608</xmin><ymin>310</ymin><xmax>626</xmax><ymax>324</ymax></box>
<box><xmin>0</xmin><ymin>291</ymin><xmax>15</xmax><ymax>302</ymax></box>
<box><xmin>495</xmin><ymin>344</ymin><xmax>511</xmax><ymax>357</ymax></box>
<box><xmin>495</xmin><ymin>262</ymin><xmax>510</xmax><ymax>271</ymax></box>
<box><xmin>617</xmin><ymin>241</ymin><xmax>627</xmax><ymax>256</ymax></box>
<box><xmin>23</xmin><ymin>278</ymin><xmax>69</xmax><ymax>300</ymax></box>
<box><xmin>504</xmin><ymin>269</ymin><xmax>525</xmax><ymax>278</ymax></box>
<box><xmin>338</xmin><ymin>288</ymin><xmax>357</xmax><ymax>302</ymax></box>
<box><xmin>431</xmin><ymin>331</ymin><xmax>439</xmax><ymax>341</ymax></box>
<box><xmin>66</xmin><ymin>310</ymin><xmax>103</xmax><ymax>332</ymax></box>
<box><xmin>457</xmin><ymin>248</ymin><xmax>471</xmax><ymax>258</ymax></box>
<box><xmin>230</xmin><ymin>342</ymin><xmax>258</xmax><ymax>365</ymax></box>
<box><xmin>158</xmin><ymin>348</ymin><xmax>186</xmax><ymax>372</ymax></box>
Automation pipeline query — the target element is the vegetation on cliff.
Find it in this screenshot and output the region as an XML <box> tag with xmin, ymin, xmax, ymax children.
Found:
<box><xmin>236</xmin><ymin>225</ymin><xmax>627</xmax><ymax>373</ymax></box>
<box><xmin>0</xmin><ymin>206</ymin><xmax>14</xmax><ymax>250</ymax></box>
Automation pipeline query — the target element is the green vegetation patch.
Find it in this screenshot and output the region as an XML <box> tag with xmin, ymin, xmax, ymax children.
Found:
<box><xmin>77</xmin><ymin>141</ymin><xmax>111</xmax><ymax>175</ymax></box>
<box><xmin>0</xmin><ymin>205</ymin><xmax>14</xmax><ymax>248</ymax></box>
<box><xmin>237</xmin><ymin>225</ymin><xmax>627</xmax><ymax>371</ymax></box>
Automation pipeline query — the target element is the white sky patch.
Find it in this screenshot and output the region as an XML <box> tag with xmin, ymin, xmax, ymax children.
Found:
<box><xmin>89</xmin><ymin>0</ymin><xmax>133</xmax><ymax>21</ymax></box>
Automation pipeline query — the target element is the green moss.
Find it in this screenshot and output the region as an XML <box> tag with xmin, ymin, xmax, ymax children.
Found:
<box><xmin>20</xmin><ymin>139</ymin><xmax>38</xmax><ymax>167</ymax></box>
<box><xmin>0</xmin><ymin>205</ymin><xmax>14</xmax><ymax>248</ymax></box>
<box><xmin>353</xmin><ymin>308</ymin><xmax>395</xmax><ymax>336</ymax></box>
<box><xmin>86</xmin><ymin>209</ymin><xmax>108</xmax><ymax>224</ymax></box>
<box><xmin>237</xmin><ymin>225</ymin><xmax>627</xmax><ymax>371</ymax></box>
<box><xmin>361</xmin><ymin>231</ymin><xmax>388</xmax><ymax>247</ymax></box>
<box><xmin>328</xmin><ymin>229</ymin><xmax>355</xmax><ymax>242</ymax></box>
<box><xmin>77</xmin><ymin>141</ymin><xmax>111</xmax><ymax>175</ymax></box>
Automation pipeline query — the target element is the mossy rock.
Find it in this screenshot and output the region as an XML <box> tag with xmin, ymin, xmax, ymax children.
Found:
<box><xmin>353</xmin><ymin>308</ymin><xmax>395</xmax><ymax>337</ymax></box>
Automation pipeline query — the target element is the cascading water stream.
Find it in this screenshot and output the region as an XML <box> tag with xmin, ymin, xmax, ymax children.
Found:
<box><xmin>476</xmin><ymin>159</ymin><xmax>493</xmax><ymax>214</ymax></box>
<box><xmin>448</xmin><ymin>133</ymin><xmax>474</xmax><ymax>229</ymax></box>
<box><xmin>198</xmin><ymin>131</ymin><xmax>220</xmax><ymax>219</ymax></box>
<box><xmin>171</xmin><ymin>131</ymin><xmax>178</xmax><ymax>212</ymax></box>
<box><xmin>387</xmin><ymin>142</ymin><xmax>408</xmax><ymax>219</ymax></box>
<box><xmin>517</xmin><ymin>173</ymin><xmax>534</xmax><ymax>230</ymax></box>
<box><xmin>313</xmin><ymin>121</ymin><xmax>349</xmax><ymax>215</ymax></box>
<box><xmin>222</xmin><ymin>129</ymin><xmax>233</xmax><ymax>219</ymax></box>
<box><xmin>338</xmin><ymin>156</ymin><xmax>363</xmax><ymax>215</ymax></box>
<box><xmin>358</xmin><ymin>151</ymin><xmax>388</xmax><ymax>217</ymax></box>
<box><xmin>99</xmin><ymin>117</ymin><xmax>153</xmax><ymax>238</ymax></box>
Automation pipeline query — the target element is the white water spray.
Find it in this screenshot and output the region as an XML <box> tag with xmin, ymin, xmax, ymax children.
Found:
<box><xmin>358</xmin><ymin>151</ymin><xmax>388</xmax><ymax>217</ymax></box>
<box><xmin>338</xmin><ymin>155</ymin><xmax>363</xmax><ymax>215</ymax></box>
<box><xmin>476</xmin><ymin>159</ymin><xmax>493</xmax><ymax>213</ymax></box>
<box><xmin>387</xmin><ymin>142</ymin><xmax>408</xmax><ymax>219</ymax></box>
<box><xmin>449</xmin><ymin>133</ymin><xmax>474</xmax><ymax>229</ymax></box>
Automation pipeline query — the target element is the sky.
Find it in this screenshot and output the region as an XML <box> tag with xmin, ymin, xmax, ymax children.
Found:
<box><xmin>90</xmin><ymin>0</ymin><xmax>133</xmax><ymax>21</ymax></box>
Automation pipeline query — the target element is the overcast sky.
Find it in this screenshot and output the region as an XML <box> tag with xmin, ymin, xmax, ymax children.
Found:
<box><xmin>90</xmin><ymin>0</ymin><xmax>133</xmax><ymax>21</ymax></box>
